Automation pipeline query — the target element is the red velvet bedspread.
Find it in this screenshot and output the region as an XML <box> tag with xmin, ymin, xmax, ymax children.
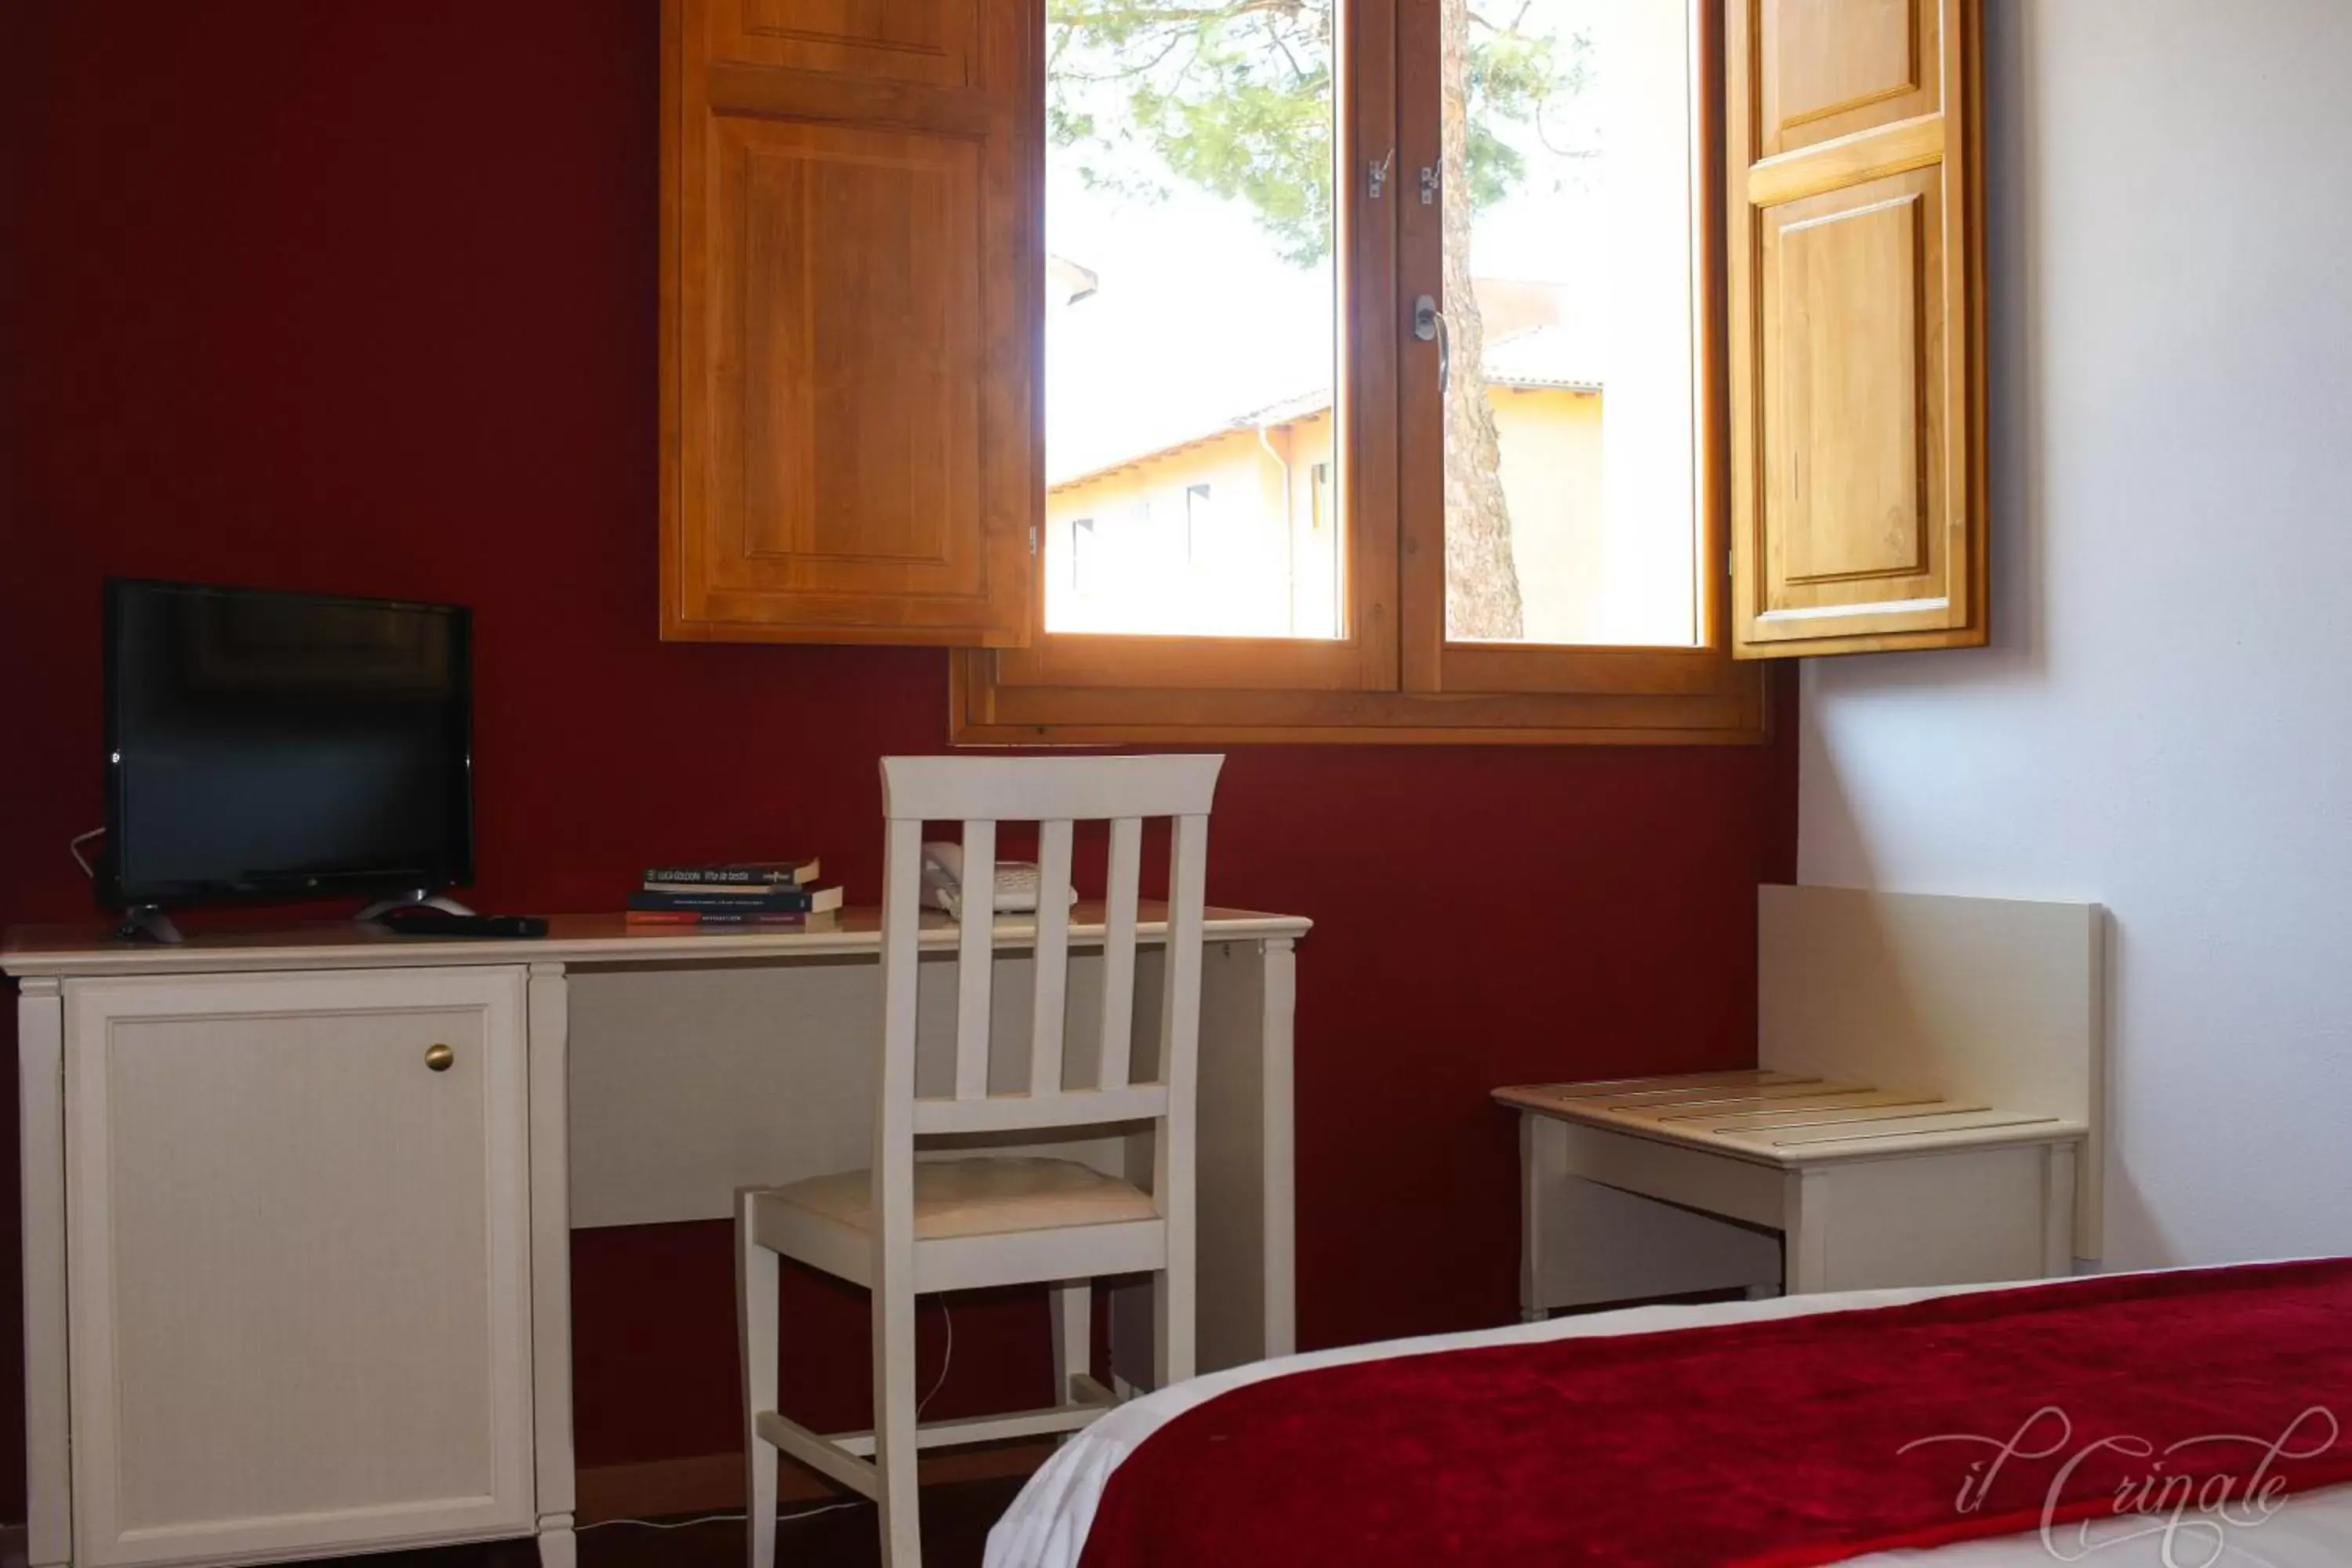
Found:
<box><xmin>1076</xmin><ymin>1261</ymin><xmax>2352</xmax><ymax>1567</ymax></box>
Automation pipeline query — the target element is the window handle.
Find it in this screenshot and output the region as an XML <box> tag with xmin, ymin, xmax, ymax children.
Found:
<box><xmin>1414</xmin><ymin>296</ymin><xmax>1450</xmax><ymax>396</ymax></box>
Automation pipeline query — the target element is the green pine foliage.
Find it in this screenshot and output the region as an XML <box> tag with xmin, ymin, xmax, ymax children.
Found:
<box><xmin>1047</xmin><ymin>1</ymin><xmax>1588</xmax><ymax>269</ymax></box>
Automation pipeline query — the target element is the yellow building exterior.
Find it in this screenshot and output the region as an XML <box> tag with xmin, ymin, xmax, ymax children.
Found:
<box><xmin>1044</xmin><ymin>380</ymin><xmax>1605</xmax><ymax>641</ymax></box>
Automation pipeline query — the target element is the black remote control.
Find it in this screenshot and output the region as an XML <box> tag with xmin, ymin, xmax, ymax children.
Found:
<box><xmin>376</xmin><ymin>908</ymin><xmax>550</xmax><ymax>938</ymax></box>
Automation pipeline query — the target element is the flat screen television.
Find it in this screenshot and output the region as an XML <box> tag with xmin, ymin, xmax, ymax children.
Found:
<box><xmin>103</xmin><ymin>579</ymin><xmax>475</xmax><ymax>915</ymax></box>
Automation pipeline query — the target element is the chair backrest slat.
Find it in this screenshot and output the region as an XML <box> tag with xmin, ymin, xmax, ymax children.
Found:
<box><xmin>1029</xmin><ymin>818</ymin><xmax>1074</xmax><ymax>1096</ymax></box>
<box><xmin>877</xmin><ymin>756</ymin><xmax>1222</xmax><ymax>1157</ymax></box>
<box><xmin>1159</xmin><ymin>812</ymin><xmax>1212</xmax><ymax>1115</ymax></box>
<box><xmin>1152</xmin><ymin>811</ymin><xmax>1213</xmax><ymax>1305</ymax></box>
<box><xmin>1096</xmin><ymin>815</ymin><xmax>1144</xmax><ymax>1091</ymax></box>
<box><xmin>875</xmin><ymin>815</ymin><xmax>926</xmax><ymax>1227</ymax></box>
<box><xmin>953</xmin><ymin>817</ymin><xmax>996</xmax><ymax>1101</ymax></box>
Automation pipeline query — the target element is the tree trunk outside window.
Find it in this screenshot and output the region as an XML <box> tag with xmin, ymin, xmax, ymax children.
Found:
<box><xmin>1439</xmin><ymin>0</ymin><xmax>1524</xmax><ymax>641</ymax></box>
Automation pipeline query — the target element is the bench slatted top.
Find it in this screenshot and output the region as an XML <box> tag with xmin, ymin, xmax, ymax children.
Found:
<box><xmin>1494</xmin><ymin>1070</ymin><xmax>2089</xmax><ymax>1168</ymax></box>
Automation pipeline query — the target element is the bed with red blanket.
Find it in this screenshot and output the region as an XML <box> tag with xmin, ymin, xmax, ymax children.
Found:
<box><xmin>985</xmin><ymin>1261</ymin><xmax>2352</xmax><ymax>1568</ymax></box>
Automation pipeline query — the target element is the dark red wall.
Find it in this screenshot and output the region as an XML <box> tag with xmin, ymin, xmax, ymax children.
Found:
<box><xmin>0</xmin><ymin>0</ymin><xmax>1795</xmax><ymax>1519</ymax></box>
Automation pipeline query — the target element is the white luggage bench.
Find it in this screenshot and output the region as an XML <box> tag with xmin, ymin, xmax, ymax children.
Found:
<box><xmin>1496</xmin><ymin>886</ymin><xmax>2103</xmax><ymax>1314</ymax></box>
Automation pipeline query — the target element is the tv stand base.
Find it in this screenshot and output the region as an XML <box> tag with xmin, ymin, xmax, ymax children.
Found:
<box><xmin>115</xmin><ymin>906</ymin><xmax>184</xmax><ymax>945</ymax></box>
<box><xmin>354</xmin><ymin>891</ymin><xmax>478</xmax><ymax>924</ymax></box>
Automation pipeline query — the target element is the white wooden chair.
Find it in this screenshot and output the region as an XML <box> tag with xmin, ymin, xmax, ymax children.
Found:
<box><xmin>736</xmin><ymin>753</ymin><xmax>1223</xmax><ymax>1568</ymax></box>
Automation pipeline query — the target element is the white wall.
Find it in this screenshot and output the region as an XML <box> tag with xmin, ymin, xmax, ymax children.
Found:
<box><xmin>1799</xmin><ymin>0</ymin><xmax>2352</xmax><ymax>1269</ymax></box>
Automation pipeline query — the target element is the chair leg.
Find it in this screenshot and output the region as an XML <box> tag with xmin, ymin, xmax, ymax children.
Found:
<box><xmin>873</xmin><ymin>1273</ymin><xmax>923</xmax><ymax>1567</ymax></box>
<box><xmin>1049</xmin><ymin>1280</ymin><xmax>1089</xmax><ymax>1409</ymax></box>
<box><xmin>737</xmin><ymin>1196</ymin><xmax>780</xmax><ymax>1568</ymax></box>
<box><xmin>1152</xmin><ymin>1263</ymin><xmax>1195</xmax><ymax>1391</ymax></box>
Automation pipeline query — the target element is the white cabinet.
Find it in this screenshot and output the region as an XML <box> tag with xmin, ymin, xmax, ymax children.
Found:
<box><xmin>61</xmin><ymin>968</ymin><xmax>535</xmax><ymax>1566</ymax></box>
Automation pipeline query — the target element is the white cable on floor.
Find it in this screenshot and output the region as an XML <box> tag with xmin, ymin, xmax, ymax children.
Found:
<box><xmin>578</xmin><ymin>1498</ymin><xmax>863</xmax><ymax>1531</ymax></box>
<box><xmin>586</xmin><ymin>1300</ymin><xmax>955</xmax><ymax>1534</ymax></box>
<box><xmin>919</xmin><ymin>1300</ymin><xmax>954</xmax><ymax>1418</ymax></box>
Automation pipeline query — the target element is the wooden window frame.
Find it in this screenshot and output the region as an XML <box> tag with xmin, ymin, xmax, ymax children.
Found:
<box><xmin>952</xmin><ymin>0</ymin><xmax>1769</xmax><ymax>746</ymax></box>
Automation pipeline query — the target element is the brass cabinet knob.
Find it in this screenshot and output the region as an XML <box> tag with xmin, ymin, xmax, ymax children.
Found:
<box><xmin>425</xmin><ymin>1043</ymin><xmax>456</xmax><ymax>1073</ymax></box>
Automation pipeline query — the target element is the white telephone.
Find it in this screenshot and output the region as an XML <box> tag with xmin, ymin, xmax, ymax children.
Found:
<box><xmin>920</xmin><ymin>840</ymin><xmax>1078</xmax><ymax>917</ymax></box>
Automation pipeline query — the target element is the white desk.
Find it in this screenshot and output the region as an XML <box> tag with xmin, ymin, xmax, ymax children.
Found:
<box><xmin>9</xmin><ymin>905</ymin><xmax>1308</xmax><ymax>1568</ymax></box>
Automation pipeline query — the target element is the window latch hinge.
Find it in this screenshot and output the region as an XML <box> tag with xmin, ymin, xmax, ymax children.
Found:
<box><xmin>1367</xmin><ymin>151</ymin><xmax>1393</xmax><ymax>201</ymax></box>
<box><xmin>1029</xmin><ymin>525</ymin><xmax>1039</xmax><ymax>557</ymax></box>
<box><xmin>1418</xmin><ymin>166</ymin><xmax>1439</xmax><ymax>206</ymax></box>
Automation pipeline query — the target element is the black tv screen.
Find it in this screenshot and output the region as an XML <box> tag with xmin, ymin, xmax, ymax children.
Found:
<box><xmin>103</xmin><ymin>579</ymin><xmax>474</xmax><ymax>908</ymax></box>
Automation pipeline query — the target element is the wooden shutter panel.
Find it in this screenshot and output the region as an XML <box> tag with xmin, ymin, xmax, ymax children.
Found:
<box><xmin>1726</xmin><ymin>0</ymin><xmax>1987</xmax><ymax>658</ymax></box>
<box><xmin>661</xmin><ymin>0</ymin><xmax>1036</xmax><ymax>646</ymax></box>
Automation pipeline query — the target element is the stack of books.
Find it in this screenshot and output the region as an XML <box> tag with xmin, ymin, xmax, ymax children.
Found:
<box><xmin>626</xmin><ymin>859</ymin><xmax>844</xmax><ymax>927</ymax></box>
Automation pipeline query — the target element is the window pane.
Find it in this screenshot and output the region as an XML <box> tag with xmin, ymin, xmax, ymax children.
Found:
<box><xmin>1044</xmin><ymin>3</ymin><xmax>1343</xmax><ymax>639</ymax></box>
<box><xmin>1439</xmin><ymin>0</ymin><xmax>1700</xmax><ymax>646</ymax></box>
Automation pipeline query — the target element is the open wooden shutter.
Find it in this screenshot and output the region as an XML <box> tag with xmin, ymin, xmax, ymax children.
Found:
<box><xmin>661</xmin><ymin>1</ymin><xmax>1036</xmax><ymax>646</ymax></box>
<box><xmin>1726</xmin><ymin>0</ymin><xmax>1987</xmax><ymax>658</ymax></box>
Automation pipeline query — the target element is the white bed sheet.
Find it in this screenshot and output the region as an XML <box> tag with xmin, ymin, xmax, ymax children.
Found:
<box><xmin>987</xmin><ymin>1272</ymin><xmax>2352</xmax><ymax>1568</ymax></box>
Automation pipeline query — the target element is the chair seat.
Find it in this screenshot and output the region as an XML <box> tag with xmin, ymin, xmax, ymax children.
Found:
<box><xmin>764</xmin><ymin>1156</ymin><xmax>1159</xmax><ymax>1241</ymax></box>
